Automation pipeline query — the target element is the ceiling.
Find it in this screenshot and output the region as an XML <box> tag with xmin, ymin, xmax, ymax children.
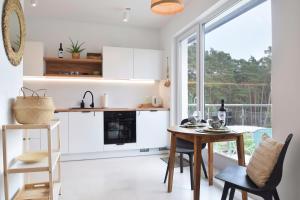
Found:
<box><xmin>24</xmin><ymin>0</ymin><xmax>191</xmax><ymax>29</ymax></box>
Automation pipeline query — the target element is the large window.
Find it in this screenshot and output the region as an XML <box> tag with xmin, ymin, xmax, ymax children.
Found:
<box><xmin>203</xmin><ymin>0</ymin><xmax>272</xmax><ymax>159</ymax></box>
<box><xmin>176</xmin><ymin>0</ymin><xmax>272</xmax><ymax>161</ymax></box>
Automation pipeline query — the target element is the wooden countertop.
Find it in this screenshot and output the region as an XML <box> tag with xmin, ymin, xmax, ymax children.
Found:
<box><xmin>55</xmin><ymin>107</ymin><xmax>169</xmax><ymax>113</ymax></box>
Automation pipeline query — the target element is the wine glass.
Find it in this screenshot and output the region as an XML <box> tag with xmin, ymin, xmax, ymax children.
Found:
<box><xmin>192</xmin><ymin>111</ymin><xmax>202</xmax><ymax>124</ymax></box>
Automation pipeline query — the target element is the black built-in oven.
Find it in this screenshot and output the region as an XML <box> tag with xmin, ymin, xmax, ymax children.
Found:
<box><xmin>104</xmin><ymin>111</ymin><xmax>136</xmax><ymax>145</ymax></box>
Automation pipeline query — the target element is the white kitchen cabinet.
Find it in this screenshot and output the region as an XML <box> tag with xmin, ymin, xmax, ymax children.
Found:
<box><xmin>24</xmin><ymin>129</ymin><xmax>41</xmax><ymax>151</ymax></box>
<box><xmin>27</xmin><ymin>139</ymin><xmax>42</xmax><ymax>152</ymax></box>
<box><xmin>25</xmin><ymin>112</ymin><xmax>68</xmax><ymax>153</ymax></box>
<box><xmin>25</xmin><ymin>129</ymin><xmax>41</xmax><ymax>139</ymax></box>
<box><xmin>23</xmin><ymin>41</ymin><xmax>44</xmax><ymax>76</ymax></box>
<box><xmin>133</xmin><ymin>49</ymin><xmax>162</xmax><ymax>80</ymax></box>
<box><xmin>137</xmin><ymin>111</ymin><xmax>169</xmax><ymax>149</ymax></box>
<box><xmin>69</xmin><ymin>112</ymin><xmax>103</xmax><ymax>153</ymax></box>
<box><xmin>103</xmin><ymin>46</ymin><xmax>134</xmax><ymax>79</ymax></box>
<box><xmin>41</xmin><ymin>113</ymin><xmax>69</xmax><ymax>154</ymax></box>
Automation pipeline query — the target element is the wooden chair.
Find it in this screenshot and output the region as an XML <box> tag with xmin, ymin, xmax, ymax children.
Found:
<box><xmin>163</xmin><ymin>118</ymin><xmax>208</xmax><ymax>190</ymax></box>
<box><xmin>215</xmin><ymin>134</ymin><xmax>293</xmax><ymax>200</ymax></box>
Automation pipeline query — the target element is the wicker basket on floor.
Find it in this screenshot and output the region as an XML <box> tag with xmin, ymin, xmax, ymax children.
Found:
<box><xmin>13</xmin><ymin>87</ymin><xmax>55</xmax><ymax>124</ymax></box>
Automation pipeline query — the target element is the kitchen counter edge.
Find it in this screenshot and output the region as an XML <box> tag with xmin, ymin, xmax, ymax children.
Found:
<box><xmin>55</xmin><ymin>107</ymin><xmax>170</xmax><ymax>113</ymax></box>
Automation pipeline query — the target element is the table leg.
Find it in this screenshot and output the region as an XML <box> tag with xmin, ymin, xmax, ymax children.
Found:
<box><xmin>237</xmin><ymin>134</ymin><xmax>248</xmax><ymax>200</ymax></box>
<box><xmin>208</xmin><ymin>142</ymin><xmax>214</xmax><ymax>186</ymax></box>
<box><xmin>194</xmin><ymin>136</ymin><xmax>202</xmax><ymax>200</ymax></box>
<box><xmin>168</xmin><ymin>133</ymin><xmax>177</xmax><ymax>193</ymax></box>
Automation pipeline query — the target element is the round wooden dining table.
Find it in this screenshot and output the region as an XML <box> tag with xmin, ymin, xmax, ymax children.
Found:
<box><xmin>167</xmin><ymin>126</ymin><xmax>248</xmax><ymax>200</ymax></box>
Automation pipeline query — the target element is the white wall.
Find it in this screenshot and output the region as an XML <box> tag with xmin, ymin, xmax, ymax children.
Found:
<box><xmin>24</xmin><ymin>81</ymin><xmax>160</xmax><ymax>108</ymax></box>
<box><xmin>0</xmin><ymin>0</ymin><xmax>24</xmax><ymax>199</ymax></box>
<box><xmin>272</xmin><ymin>0</ymin><xmax>300</xmax><ymax>198</ymax></box>
<box><xmin>25</xmin><ymin>17</ymin><xmax>161</xmax><ymax>57</ymax></box>
<box><xmin>160</xmin><ymin>0</ymin><xmax>222</xmax><ymax>124</ymax></box>
<box><xmin>23</xmin><ymin>41</ymin><xmax>44</xmax><ymax>76</ymax></box>
<box><xmin>24</xmin><ymin>17</ymin><xmax>163</xmax><ymax>108</ymax></box>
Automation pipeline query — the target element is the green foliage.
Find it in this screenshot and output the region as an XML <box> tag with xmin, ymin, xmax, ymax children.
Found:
<box><xmin>67</xmin><ymin>38</ymin><xmax>85</xmax><ymax>53</ymax></box>
<box><xmin>187</xmin><ymin>45</ymin><xmax>272</xmax><ymax>127</ymax></box>
<box><xmin>186</xmin><ymin>46</ymin><xmax>272</xmax><ymax>156</ymax></box>
<box><xmin>203</xmin><ymin>48</ymin><xmax>271</xmax><ymax>105</ymax></box>
<box><xmin>187</xmin><ymin>45</ymin><xmax>272</xmax><ymax>105</ymax></box>
<box><xmin>214</xmin><ymin>133</ymin><xmax>256</xmax><ymax>156</ymax></box>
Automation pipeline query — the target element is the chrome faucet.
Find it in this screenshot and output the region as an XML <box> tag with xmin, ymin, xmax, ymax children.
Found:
<box><xmin>81</xmin><ymin>91</ymin><xmax>94</xmax><ymax>108</ymax></box>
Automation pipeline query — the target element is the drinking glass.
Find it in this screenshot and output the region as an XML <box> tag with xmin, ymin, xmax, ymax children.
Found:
<box><xmin>192</xmin><ymin>111</ymin><xmax>202</xmax><ymax>124</ymax></box>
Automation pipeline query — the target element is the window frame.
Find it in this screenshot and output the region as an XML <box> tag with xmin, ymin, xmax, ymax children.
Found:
<box><xmin>199</xmin><ymin>0</ymin><xmax>267</xmax><ymax>115</ymax></box>
<box><xmin>174</xmin><ymin>0</ymin><xmax>271</xmax><ymax>161</ymax></box>
<box><xmin>175</xmin><ymin>26</ymin><xmax>200</xmax><ymax>122</ymax></box>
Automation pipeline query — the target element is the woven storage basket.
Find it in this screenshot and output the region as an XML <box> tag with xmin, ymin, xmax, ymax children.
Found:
<box><xmin>13</xmin><ymin>88</ymin><xmax>55</xmax><ymax>124</ymax></box>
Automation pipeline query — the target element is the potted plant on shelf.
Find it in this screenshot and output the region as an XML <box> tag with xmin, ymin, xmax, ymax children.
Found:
<box><xmin>67</xmin><ymin>38</ymin><xmax>85</xmax><ymax>59</ymax></box>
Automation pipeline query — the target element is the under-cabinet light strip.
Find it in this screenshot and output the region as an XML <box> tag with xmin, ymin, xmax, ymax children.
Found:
<box><xmin>23</xmin><ymin>76</ymin><xmax>156</xmax><ymax>84</ymax></box>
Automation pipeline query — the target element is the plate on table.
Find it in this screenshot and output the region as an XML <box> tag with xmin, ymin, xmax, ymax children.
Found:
<box><xmin>180</xmin><ymin>122</ymin><xmax>207</xmax><ymax>128</ymax></box>
<box><xmin>202</xmin><ymin>126</ymin><xmax>231</xmax><ymax>133</ymax></box>
<box><xmin>16</xmin><ymin>152</ymin><xmax>48</xmax><ymax>163</ymax></box>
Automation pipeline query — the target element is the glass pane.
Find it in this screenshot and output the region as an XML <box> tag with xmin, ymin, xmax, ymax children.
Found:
<box><xmin>204</xmin><ymin>0</ymin><xmax>272</xmax><ymax>159</ymax></box>
<box><xmin>180</xmin><ymin>33</ymin><xmax>197</xmax><ymax>119</ymax></box>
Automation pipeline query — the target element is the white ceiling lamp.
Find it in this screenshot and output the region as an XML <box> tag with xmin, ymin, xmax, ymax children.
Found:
<box><xmin>30</xmin><ymin>0</ymin><xmax>38</xmax><ymax>7</ymax></box>
<box><xmin>151</xmin><ymin>0</ymin><xmax>184</xmax><ymax>15</ymax></box>
<box><xmin>123</xmin><ymin>8</ymin><xmax>131</xmax><ymax>23</ymax></box>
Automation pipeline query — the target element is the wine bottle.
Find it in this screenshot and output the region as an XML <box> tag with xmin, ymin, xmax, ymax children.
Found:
<box><xmin>58</xmin><ymin>43</ymin><xmax>64</xmax><ymax>58</ymax></box>
<box><xmin>218</xmin><ymin>99</ymin><xmax>227</xmax><ymax>125</ymax></box>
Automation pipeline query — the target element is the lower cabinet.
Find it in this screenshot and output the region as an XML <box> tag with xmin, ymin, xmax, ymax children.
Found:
<box><xmin>26</xmin><ymin>113</ymin><xmax>69</xmax><ymax>153</ymax></box>
<box><xmin>25</xmin><ymin>129</ymin><xmax>41</xmax><ymax>151</ymax></box>
<box><xmin>41</xmin><ymin>112</ymin><xmax>69</xmax><ymax>154</ymax></box>
<box><xmin>55</xmin><ymin>112</ymin><xmax>70</xmax><ymax>154</ymax></box>
<box><xmin>27</xmin><ymin>138</ymin><xmax>41</xmax><ymax>152</ymax></box>
<box><xmin>69</xmin><ymin>112</ymin><xmax>104</xmax><ymax>153</ymax></box>
<box><xmin>25</xmin><ymin>110</ymin><xmax>169</xmax><ymax>155</ymax></box>
<box><xmin>137</xmin><ymin>111</ymin><xmax>169</xmax><ymax>149</ymax></box>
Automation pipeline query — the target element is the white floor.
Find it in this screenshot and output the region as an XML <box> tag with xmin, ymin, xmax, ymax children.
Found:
<box><xmin>59</xmin><ymin>155</ymin><xmax>244</xmax><ymax>200</ymax></box>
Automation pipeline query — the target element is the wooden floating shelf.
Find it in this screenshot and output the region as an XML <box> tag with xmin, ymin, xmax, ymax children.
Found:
<box><xmin>44</xmin><ymin>57</ymin><xmax>101</xmax><ymax>64</ymax></box>
<box><xmin>44</xmin><ymin>57</ymin><xmax>102</xmax><ymax>77</ymax></box>
<box><xmin>13</xmin><ymin>182</ymin><xmax>61</xmax><ymax>200</ymax></box>
<box><xmin>8</xmin><ymin>152</ymin><xmax>61</xmax><ymax>174</ymax></box>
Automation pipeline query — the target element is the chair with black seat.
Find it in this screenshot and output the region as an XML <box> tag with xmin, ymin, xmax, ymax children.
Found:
<box><xmin>163</xmin><ymin>118</ymin><xmax>208</xmax><ymax>190</ymax></box>
<box><xmin>215</xmin><ymin>134</ymin><xmax>293</xmax><ymax>200</ymax></box>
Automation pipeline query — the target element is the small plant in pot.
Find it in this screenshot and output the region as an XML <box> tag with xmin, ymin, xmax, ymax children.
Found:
<box><xmin>67</xmin><ymin>38</ymin><xmax>85</xmax><ymax>59</ymax></box>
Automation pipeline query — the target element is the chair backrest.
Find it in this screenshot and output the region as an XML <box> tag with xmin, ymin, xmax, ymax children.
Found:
<box><xmin>264</xmin><ymin>133</ymin><xmax>293</xmax><ymax>189</ymax></box>
<box><xmin>181</xmin><ymin>118</ymin><xmax>189</xmax><ymax>125</ymax></box>
<box><xmin>177</xmin><ymin>118</ymin><xmax>207</xmax><ymax>149</ymax></box>
<box><xmin>176</xmin><ymin>119</ymin><xmax>193</xmax><ymax>148</ymax></box>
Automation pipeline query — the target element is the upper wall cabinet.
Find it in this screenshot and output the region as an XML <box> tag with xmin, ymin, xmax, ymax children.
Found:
<box><xmin>133</xmin><ymin>48</ymin><xmax>162</xmax><ymax>80</ymax></box>
<box><xmin>23</xmin><ymin>41</ymin><xmax>44</xmax><ymax>76</ymax></box>
<box><xmin>103</xmin><ymin>46</ymin><xmax>163</xmax><ymax>80</ymax></box>
<box><xmin>103</xmin><ymin>46</ymin><xmax>134</xmax><ymax>79</ymax></box>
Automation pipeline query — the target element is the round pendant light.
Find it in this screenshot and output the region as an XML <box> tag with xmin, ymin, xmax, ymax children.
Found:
<box><xmin>151</xmin><ymin>0</ymin><xmax>184</xmax><ymax>15</ymax></box>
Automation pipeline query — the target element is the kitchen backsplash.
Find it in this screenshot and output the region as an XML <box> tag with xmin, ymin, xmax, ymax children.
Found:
<box><xmin>24</xmin><ymin>81</ymin><xmax>162</xmax><ymax>108</ymax></box>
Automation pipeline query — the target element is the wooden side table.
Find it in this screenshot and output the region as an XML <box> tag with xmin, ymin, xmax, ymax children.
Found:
<box><xmin>2</xmin><ymin>120</ymin><xmax>62</xmax><ymax>200</ymax></box>
<box><xmin>167</xmin><ymin>126</ymin><xmax>247</xmax><ymax>200</ymax></box>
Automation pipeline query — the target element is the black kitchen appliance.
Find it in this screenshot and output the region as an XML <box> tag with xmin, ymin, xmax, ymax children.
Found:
<box><xmin>104</xmin><ymin>111</ymin><xmax>136</xmax><ymax>145</ymax></box>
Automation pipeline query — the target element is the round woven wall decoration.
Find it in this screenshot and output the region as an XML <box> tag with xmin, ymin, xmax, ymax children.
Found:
<box><xmin>2</xmin><ymin>0</ymin><xmax>26</xmax><ymax>66</ymax></box>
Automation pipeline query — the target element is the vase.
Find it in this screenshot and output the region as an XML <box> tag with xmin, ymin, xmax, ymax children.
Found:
<box><xmin>72</xmin><ymin>53</ymin><xmax>80</xmax><ymax>59</ymax></box>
